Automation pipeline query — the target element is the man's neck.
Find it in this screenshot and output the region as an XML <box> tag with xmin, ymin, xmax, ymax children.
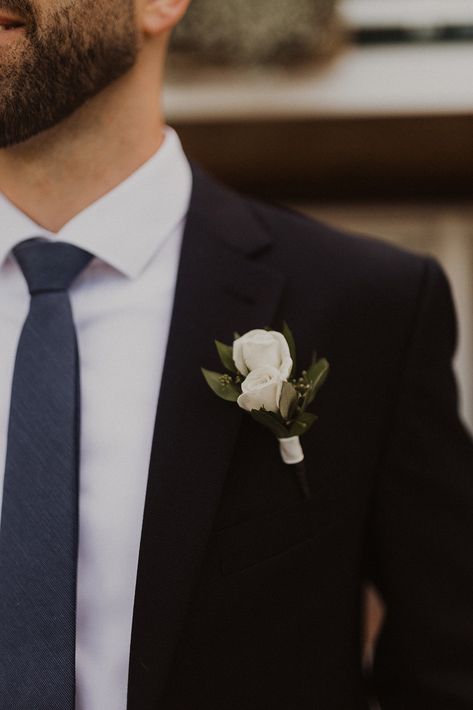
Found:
<box><xmin>0</xmin><ymin>63</ymin><xmax>165</xmax><ymax>233</ymax></box>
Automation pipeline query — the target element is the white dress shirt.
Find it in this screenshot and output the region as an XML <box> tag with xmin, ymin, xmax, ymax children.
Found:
<box><xmin>0</xmin><ymin>127</ymin><xmax>192</xmax><ymax>710</ymax></box>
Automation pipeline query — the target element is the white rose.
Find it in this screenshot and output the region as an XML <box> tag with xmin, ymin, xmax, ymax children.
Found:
<box><xmin>233</xmin><ymin>329</ymin><xmax>292</xmax><ymax>379</ymax></box>
<box><xmin>237</xmin><ymin>366</ymin><xmax>284</xmax><ymax>413</ymax></box>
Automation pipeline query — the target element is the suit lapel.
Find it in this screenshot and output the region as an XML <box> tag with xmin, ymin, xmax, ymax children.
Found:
<box><xmin>127</xmin><ymin>167</ymin><xmax>285</xmax><ymax>709</ymax></box>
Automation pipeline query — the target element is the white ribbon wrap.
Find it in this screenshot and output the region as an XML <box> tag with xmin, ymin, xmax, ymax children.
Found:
<box><xmin>278</xmin><ymin>436</ymin><xmax>304</xmax><ymax>465</ymax></box>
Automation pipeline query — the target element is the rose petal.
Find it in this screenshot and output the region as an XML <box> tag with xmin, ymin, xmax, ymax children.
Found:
<box><xmin>232</xmin><ymin>328</ymin><xmax>292</xmax><ymax>378</ymax></box>
<box><xmin>237</xmin><ymin>382</ymin><xmax>279</xmax><ymax>413</ymax></box>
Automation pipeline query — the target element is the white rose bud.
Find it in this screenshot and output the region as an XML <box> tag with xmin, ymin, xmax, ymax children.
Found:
<box><xmin>233</xmin><ymin>329</ymin><xmax>292</xmax><ymax>379</ymax></box>
<box><xmin>237</xmin><ymin>366</ymin><xmax>285</xmax><ymax>413</ymax></box>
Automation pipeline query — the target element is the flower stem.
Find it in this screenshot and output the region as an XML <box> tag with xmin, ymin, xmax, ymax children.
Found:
<box><xmin>293</xmin><ymin>461</ymin><xmax>311</xmax><ymax>500</ymax></box>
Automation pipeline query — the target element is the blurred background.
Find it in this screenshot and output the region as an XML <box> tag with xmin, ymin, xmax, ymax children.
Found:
<box><xmin>165</xmin><ymin>0</ymin><xmax>473</xmax><ymax>692</ymax></box>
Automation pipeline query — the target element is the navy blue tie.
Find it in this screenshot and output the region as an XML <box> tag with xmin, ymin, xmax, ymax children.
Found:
<box><xmin>0</xmin><ymin>239</ymin><xmax>93</xmax><ymax>709</ymax></box>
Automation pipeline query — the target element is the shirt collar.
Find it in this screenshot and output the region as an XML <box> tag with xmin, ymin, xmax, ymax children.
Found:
<box><xmin>0</xmin><ymin>126</ymin><xmax>192</xmax><ymax>279</ymax></box>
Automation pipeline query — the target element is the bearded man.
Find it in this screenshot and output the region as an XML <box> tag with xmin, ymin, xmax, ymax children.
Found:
<box><xmin>0</xmin><ymin>1</ymin><xmax>472</xmax><ymax>709</ymax></box>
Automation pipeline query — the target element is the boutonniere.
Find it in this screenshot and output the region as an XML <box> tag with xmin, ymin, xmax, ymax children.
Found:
<box><xmin>201</xmin><ymin>324</ymin><xmax>329</xmax><ymax>500</ymax></box>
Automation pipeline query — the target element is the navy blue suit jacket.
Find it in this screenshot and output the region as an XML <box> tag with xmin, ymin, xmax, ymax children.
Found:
<box><xmin>126</xmin><ymin>165</ymin><xmax>473</xmax><ymax>709</ymax></box>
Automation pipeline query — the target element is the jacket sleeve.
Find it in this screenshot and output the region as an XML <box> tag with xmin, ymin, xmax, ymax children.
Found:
<box><xmin>370</xmin><ymin>258</ymin><xmax>473</xmax><ymax>709</ymax></box>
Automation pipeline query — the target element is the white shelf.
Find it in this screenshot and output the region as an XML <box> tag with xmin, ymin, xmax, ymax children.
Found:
<box><xmin>164</xmin><ymin>43</ymin><xmax>473</xmax><ymax>122</ymax></box>
<box><xmin>340</xmin><ymin>0</ymin><xmax>473</xmax><ymax>29</ymax></box>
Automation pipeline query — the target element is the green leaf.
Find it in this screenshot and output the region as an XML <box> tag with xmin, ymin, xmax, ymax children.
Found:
<box><xmin>282</xmin><ymin>321</ymin><xmax>297</xmax><ymax>378</ymax></box>
<box><xmin>201</xmin><ymin>368</ymin><xmax>240</xmax><ymax>402</ymax></box>
<box><xmin>215</xmin><ymin>340</ymin><xmax>237</xmax><ymax>373</ymax></box>
<box><xmin>279</xmin><ymin>381</ymin><xmax>298</xmax><ymax>421</ymax></box>
<box><xmin>307</xmin><ymin>357</ymin><xmax>329</xmax><ymax>384</ymax></box>
<box><xmin>289</xmin><ymin>412</ymin><xmax>318</xmax><ymax>437</ymax></box>
<box><xmin>304</xmin><ymin>359</ymin><xmax>330</xmax><ymax>406</ymax></box>
<box><xmin>251</xmin><ymin>409</ymin><xmax>289</xmax><ymax>439</ymax></box>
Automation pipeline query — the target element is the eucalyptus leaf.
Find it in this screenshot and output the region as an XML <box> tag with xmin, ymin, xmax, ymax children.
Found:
<box><xmin>304</xmin><ymin>358</ymin><xmax>330</xmax><ymax>406</ymax></box>
<box><xmin>251</xmin><ymin>409</ymin><xmax>289</xmax><ymax>439</ymax></box>
<box><xmin>215</xmin><ymin>340</ymin><xmax>237</xmax><ymax>373</ymax></box>
<box><xmin>279</xmin><ymin>381</ymin><xmax>299</xmax><ymax>421</ymax></box>
<box><xmin>307</xmin><ymin>357</ymin><xmax>329</xmax><ymax>385</ymax></box>
<box><xmin>282</xmin><ymin>321</ymin><xmax>297</xmax><ymax>378</ymax></box>
<box><xmin>201</xmin><ymin>368</ymin><xmax>240</xmax><ymax>402</ymax></box>
<box><xmin>289</xmin><ymin>412</ymin><xmax>318</xmax><ymax>437</ymax></box>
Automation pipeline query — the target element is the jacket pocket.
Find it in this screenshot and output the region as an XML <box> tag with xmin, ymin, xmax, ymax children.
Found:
<box><xmin>215</xmin><ymin>493</ymin><xmax>344</xmax><ymax>575</ymax></box>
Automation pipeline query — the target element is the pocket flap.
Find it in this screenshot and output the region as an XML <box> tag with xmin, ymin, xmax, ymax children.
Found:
<box><xmin>216</xmin><ymin>494</ymin><xmax>341</xmax><ymax>574</ymax></box>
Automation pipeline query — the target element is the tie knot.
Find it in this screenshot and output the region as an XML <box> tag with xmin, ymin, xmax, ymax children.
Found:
<box><xmin>13</xmin><ymin>238</ymin><xmax>93</xmax><ymax>295</ymax></box>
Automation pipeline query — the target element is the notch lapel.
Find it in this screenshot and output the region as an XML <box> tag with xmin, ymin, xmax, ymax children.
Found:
<box><xmin>127</xmin><ymin>167</ymin><xmax>285</xmax><ymax>709</ymax></box>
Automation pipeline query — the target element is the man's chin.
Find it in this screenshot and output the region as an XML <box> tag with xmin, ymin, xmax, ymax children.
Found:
<box><xmin>0</xmin><ymin>113</ymin><xmax>62</xmax><ymax>150</ymax></box>
<box><xmin>0</xmin><ymin>116</ymin><xmax>38</xmax><ymax>149</ymax></box>
<box><xmin>0</xmin><ymin>86</ymin><xmax>95</xmax><ymax>150</ymax></box>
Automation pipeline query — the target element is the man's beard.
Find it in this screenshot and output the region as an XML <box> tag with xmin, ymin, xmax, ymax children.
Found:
<box><xmin>0</xmin><ymin>0</ymin><xmax>139</xmax><ymax>148</ymax></box>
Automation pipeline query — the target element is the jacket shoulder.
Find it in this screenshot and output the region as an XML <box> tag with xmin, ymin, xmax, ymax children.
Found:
<box><xmin>190</xmin><ymin>164</ymin><xmax>434</xmax><ymax>308</ymax></box>
<box><xmin>247</xmin><ymin>196</ymin><xmax>428</xmax><ymax>286</ymax></box>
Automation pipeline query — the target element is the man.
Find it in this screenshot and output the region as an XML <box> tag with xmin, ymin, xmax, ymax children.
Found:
<box><xmin>0</xmin><ymin>0</ymin><xmax>472</xmax><ymax>708</ymax></box>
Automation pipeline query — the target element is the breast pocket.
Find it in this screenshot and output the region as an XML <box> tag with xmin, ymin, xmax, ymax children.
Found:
<box><xmin>215</xmin><ymin>492</ymin><xmax>344</xmax><ymax>576</ymax></box>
